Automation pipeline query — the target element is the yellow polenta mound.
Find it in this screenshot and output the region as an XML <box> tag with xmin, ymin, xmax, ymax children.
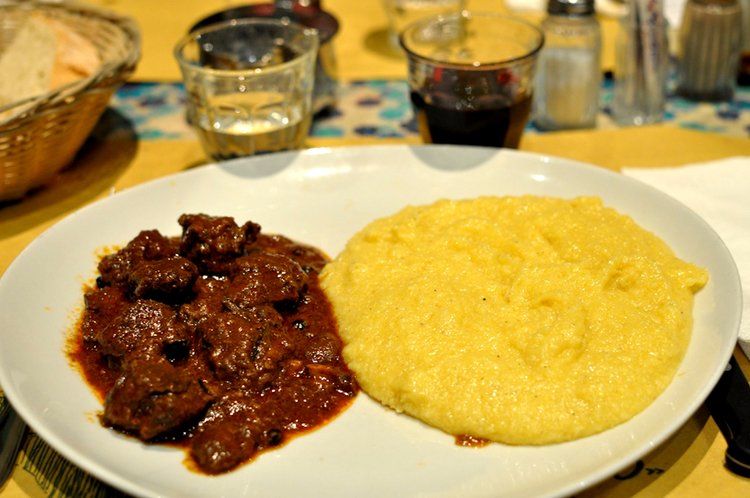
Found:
<box><xmin>320</xmin><ymin>196</ymin><xmax>708</xmax><ymax>444</ymax></box>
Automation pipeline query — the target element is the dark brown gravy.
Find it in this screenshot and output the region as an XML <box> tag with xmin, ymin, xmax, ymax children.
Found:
<box><xmin>455</xmin><ymin>434</ymin><xmax>492</xmax><ymax>448</ymax></box>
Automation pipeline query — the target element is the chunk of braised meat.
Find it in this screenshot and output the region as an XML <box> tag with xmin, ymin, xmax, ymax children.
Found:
<box><xmin>257</xmin><ymin>234</ymin><xmax>329</xmax><ymax>274</ymax></box>
<box><xmin>178</xmin><ymin>277</ymin><xmax>230</xmax><ymax>329</ymax></box>
<box><xmin>102</xmin><ymin>358</ymin><xmax>212</xmax><ymax>440</ymax></box>
<box><xmin>279</xmin><ymin>359</ymin><xmax>359</xmax><ymax>401</ymax></box>
<box><xmin>81</xmin><ymin>285</ymin><xmax>129</xmax><ymax>345</ymax></box>
<box><xmin>199</xmin><ymin>312</ymin><xmax>265</xmax><ymax>382</ymax></box>
<box><xmin>178</xmin><ymin>214</ymin><xmax>261</xmax><ymax>274</ymax></box>
<box><xmin>198</xmin><ymin>306</ymin><xmax>288</xmax><ymax>386</ymax></box>
<box><xmin>128</xmin><ymin>256</ymin><xmax>199</xmax><ymax>302</ymax></box>
<box><xmin>227</xmin><ymin>253</ymin><xmax>308</xmax><ymax>309</ymax></box>
<box><xmin>233</xmin><ymin>305</ymin><xmax>291</xmax><ymax>372</ymax></box>
<box><xmin>94</xmin><ymin>299</ymin><xmax>192</xmax><ymax>361</ymax></box>
<box><xmin>190</xmin><ymin>392</ymin><xmax>277</xmax><ymax>474</ymax></box>
<box><xmin>98</xmin><ymin>230</ymin><xmax>179</xmax><ymax>287</ymax></box>
<box><xmin>303</xmin><ymin>331</ymin><xmax>344</xmax><ymax>365</ymax></box>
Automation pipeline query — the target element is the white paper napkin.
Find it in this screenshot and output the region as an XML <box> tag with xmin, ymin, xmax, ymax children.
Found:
<box><xmin>622</xmin><ymin>157</ymin><xmax>750</xmax><ymax>359</ymax></box>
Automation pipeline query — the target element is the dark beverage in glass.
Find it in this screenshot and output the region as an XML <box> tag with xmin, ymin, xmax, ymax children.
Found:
<box><xmin>399</xmin><ymin>11</ymin><xmax>543</xmax><ymax>149</ymax></box>
<box><xmin>410</xmin><ymin>91</ymin><xmax>533</xmax><ymax>148</ymax></box>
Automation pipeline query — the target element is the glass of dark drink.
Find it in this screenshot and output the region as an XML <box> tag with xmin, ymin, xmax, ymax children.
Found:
<box><xmin>400</xmin><ymin>11</ymin><xmax>544</xmax><ymax>148</ymax></box>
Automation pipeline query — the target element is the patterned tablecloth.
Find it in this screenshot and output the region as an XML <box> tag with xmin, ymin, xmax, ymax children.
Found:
<box><xmin>104</xmin><ymin>77</ymin><xmax>750</xmax><ymax>143</ymax></box>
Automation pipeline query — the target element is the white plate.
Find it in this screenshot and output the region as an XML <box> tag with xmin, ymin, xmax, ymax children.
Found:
<box><xmin>0</xmin><ymin>145</ymin><xmax>741</xmax><ymax>498</ymax></box>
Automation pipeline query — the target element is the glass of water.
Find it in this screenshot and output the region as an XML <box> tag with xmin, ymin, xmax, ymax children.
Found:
<box><xmin>174</xmin><ymin>18</ymin><xmax>319</xmax><ymax>160</ymax></box>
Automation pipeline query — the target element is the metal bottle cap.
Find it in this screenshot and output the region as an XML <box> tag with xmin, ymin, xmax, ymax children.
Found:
<box><xmin>547</xmin><ymin>0</ymin><xmax>596</xmax><ymax>16</ymax></box>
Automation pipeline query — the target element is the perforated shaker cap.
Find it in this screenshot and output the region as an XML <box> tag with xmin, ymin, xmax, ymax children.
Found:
<box><xmin>547</xmin><ymin>0</ymin><xmax>596</xmax><ymax>15</ymax></box>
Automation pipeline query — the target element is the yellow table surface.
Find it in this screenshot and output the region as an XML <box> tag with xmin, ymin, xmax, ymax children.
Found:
<box><xmin>1</xmin><ymin>0</ymin><xmax>749</xmax><ymax>497</ymax></box>
<box><xmin>85</xmin><ymin>0</ymin><xmax>619</xmax><ymax>82</ymax></box>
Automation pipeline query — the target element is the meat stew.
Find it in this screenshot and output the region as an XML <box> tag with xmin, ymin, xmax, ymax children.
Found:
<box><xmin>68</xmin><ymin>214</ymin><xmax>358</xmax><ymax>474</ymax></box>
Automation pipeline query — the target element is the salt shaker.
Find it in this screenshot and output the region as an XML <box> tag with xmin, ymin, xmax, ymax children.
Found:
<box><xmin>612</xmin><ymin>0</ymin><xmax>669</xmax><ymax>126</ymax></box>
<box><xmin>677</xmin><ymin>0</ymin><xmax>742</xmax><ymax>101</ymax></box>
<box><xmin>532</xmin><ymin>0</ymin><xmax>602</xmax><ymax>130</ymax></box>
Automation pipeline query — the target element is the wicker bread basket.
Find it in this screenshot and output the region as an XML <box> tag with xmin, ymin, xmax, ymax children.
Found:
<box><xmin>0</xmin><ymin>0</ymin><xmax>140</xmax><ymax>201</ymax></box>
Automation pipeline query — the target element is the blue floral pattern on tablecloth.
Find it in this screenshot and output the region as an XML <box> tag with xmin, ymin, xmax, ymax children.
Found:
<box><xmin>106</xmin><ymin>77</ymin><xmax>750</xmax><ymax>141</ymax></box>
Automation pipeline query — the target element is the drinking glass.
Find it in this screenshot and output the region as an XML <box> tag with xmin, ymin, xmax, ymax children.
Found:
<box><xmin>400</xmin><ymin>11</ymin><xmax>544</xmax><ymax>148</ymax></box>
<box><xmin>174</xmin><ymin>18</ymin><xmax>318</xmax><ymax>160</ymax></box>
<box><xmin>382</xmin><ymin>0</ymin><xmax>466</xmax><ymax>48</ymax></box>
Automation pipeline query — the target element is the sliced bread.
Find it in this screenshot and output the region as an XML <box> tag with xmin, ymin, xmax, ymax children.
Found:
<box><xmin>0</xmin><ymin>13</ymin><xmax>100</xmax><ymax>107</ymax></box>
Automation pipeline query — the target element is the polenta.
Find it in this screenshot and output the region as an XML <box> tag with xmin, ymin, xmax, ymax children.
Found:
<box><xmin>320</xmin><ymin>196</ymin><xmax>708</xmax><ymax>444</ymax></box>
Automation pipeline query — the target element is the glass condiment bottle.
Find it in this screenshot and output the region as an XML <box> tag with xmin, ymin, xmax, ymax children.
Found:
<box><xmin>532</xmin><ymin>0</ymin><xmax>602</xmax><ymax>130</ymax></box>
<box><xmin>612</xmin><ymin>0</ymin><xmax>670</xmax><ymax>126</ymax></box>
<box><xmin>676</xmin><ymin>0</ymin><xmax>742</xmax><ymax>101</ymax></box>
